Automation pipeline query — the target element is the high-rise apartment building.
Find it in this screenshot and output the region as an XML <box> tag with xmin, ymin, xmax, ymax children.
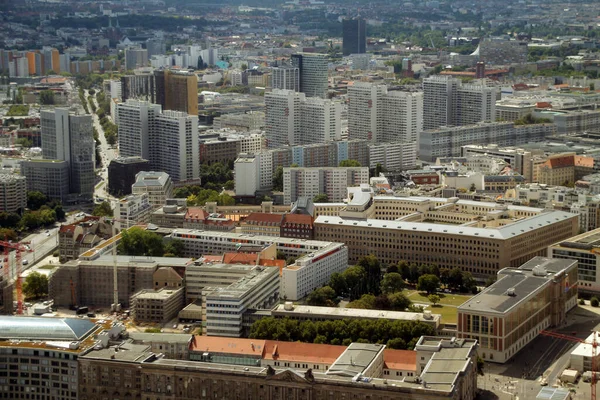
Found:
<box><xmin>265</xmin><ymin>89</ymin><xmax>304</xmax><ymax>148</ymax></box>
<box><xmin>154</xmin><ymin>69</ymin><xmax>198</xmax><ymax>115</ymax></box>
<box><xmin>291</xmin><ymin>53</ymin><xmax>328</xmax><ymax>98</ymax></box>
<box><xmin>283</xmin><ymin>167</ymin><xmax>369</xmax><ymax>204</ymax></box>
<box><xmin>40</xmin><ymin>108</ymin><xmax>95</xmax><ymax>200</ymax></box>
<box><xmin>116</xmin><ymin>100</ymin><xmax>162</xmax><ymax>159</ymax></box>
<box><xmin>124</xmin><ymin>47</ymin><xmax>148</xmax><ymax>70</ymax></box>
<box><xmin>265</xmin><ymin>89</ymin><xmax>341</xmax><ymax>147</ymax></box>
<box><xmin>342</xmin><ymin>17</ymin><xmax>366</xmax><ymax>56</ymax></box>
<box><xmin>271</xmin><ymin>65</ymin><xmax>300</xmax><ymax>91</ymax></box>
<box><xmin>348</xmin><ymin>82</ymin><xmax>423</xmax><ymax>143</ymax></box>
<box><xmin>151</xmin><ymin>111</ymin><xmax>199</xmax><ymax>183</ymax></box>
<box><xmin>422</xmin><ymin>76</ymin><xmax>497</xmax><ymax>130</ymax></box>
<box><xmin>120</xmin><ymin>74</ymin><xmax>155</xmax><ymax>103</ymax></box>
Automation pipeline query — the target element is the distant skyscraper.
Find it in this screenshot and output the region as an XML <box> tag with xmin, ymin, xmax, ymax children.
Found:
<box><xmin>342</xmin><ymin>18</ymin><xmax>366</xmax><ymax>56</ymax></box>
<box><xmin>116</xmin><ymin>100</ymin><xmax>162</xmax><ymax>160</ymax></box>
<box><xmin>291</xmin><ymin>53</ymin><xmax>328</xmax><ymax>98</ymax></box>
<box><xmin>271</xmin><ymin>66</ymin><xmax>300</xmax><ymax>92</ymax></box>
<box><xmin>154</xmin><ymin>69</ymin><xmax>198</xmax><ymax>115</ymax></box>
<box><xmin>124</xmin><ymin>47</ymin><xmax>148</xmax><ymax>70</ymax></box>
<box><xmin>40</xmin><ymin>108</ymin><xmax>95</xmax><ymax>199</ymax></box>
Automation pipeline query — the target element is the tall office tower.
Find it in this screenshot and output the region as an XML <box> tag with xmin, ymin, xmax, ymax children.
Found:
<box><xmin>154</xmin><ymin>69</ymin><xmax>198</xmax><ymax>116</ymax></box>
<box><xmin>291</xmin><ymin>53</ymin><xmax>328</xmax><ymax>98</ymax></box>
<box><xmin>265</xmin><ymin>89</ymin><xmax>305</xmax><ymax>148</ymax></box>
<box><xmin>342</xmin><ymin>17</ymin><xmax>366</xmax><ymax>56</ymax></box>
<box><xmin>422</xmin><ymin>75</ymin><xmax>460</xmax><ymax>130</ymax></box>
<box><xmin>299</xmin><ymin>97</ymin><xmax>342</xmax><ymax>144</ymax></box>
<box><xmin>116</xmin><ymin>100</ymin><xmax>162</xmax><ymax>159</ymax></box>
<box><xmin>271</xmin><ymin>66</ymin><xmax>300</xmax><ymax>92</ymax></box>
<box><xmin>151</xmin><ymin>110</ymin><xmax>199</xmax><ymax>183</ymax></box>
<box><xmin>41</xmin><ymin>108</ymin><xmax>95</xmax><ymax>198</ymax></box>
<box><xmin>124</xmin><ymin>47</ymin><xmax>149</xmax><ymax>70</ymax></box>
<box><xmin>423</xmin><ymin>75</ymin><xmax>497</xmax><ymax>130</ymax></box>
<box><xmin>145</xmin><ymin>38</ymin><xmax>166</xmax><ymax>58</ymax></box>
<box><xmin>347</xmin><ymin>82</ymin><xmax>386</xmax><ymax>141</ymax></box>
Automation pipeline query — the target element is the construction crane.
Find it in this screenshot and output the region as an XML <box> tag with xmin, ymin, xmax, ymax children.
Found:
<box><xmin>109</xmin><ymin>216</ymin><xmax>128</xmax><ymax>314</ymax></box>
<box><xmin>0</xmin><ymin>240</ymin><xmax>32</xmax><ymax>315</ymax></box>
<box><xmin>540</xmin><ymin>330</ymin><xmax>597</xmax><ymax>400</ymax></box>
<box><xmin>424</xmin><ymin>33</ymin><xmax>436</xmax><ymax>50</ymax></box>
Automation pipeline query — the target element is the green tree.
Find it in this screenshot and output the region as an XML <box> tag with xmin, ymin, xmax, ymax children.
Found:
<box><xmin>448</xmin><ymin>267</ymin><xmax>464</xmax><ymax>290</ymax></box>
<box><xmin>339</xmin><ymin>159</ymin><xmax>361</xmax><ymax>167</ymax></box>
<box><xmin>92</xmin><ymin>201</ymin><xmax>113</xmax><ymax>217</ymax></box>
<box><xmin>592</xmin><ymin>297</ymin><xmax>599</xmax><ymax>307</ymax></box>
<box><xmin>118</xmin><ymin>226</ymin><xmax>165</xmax><ymax>257</ymax></box>
<box><xmin>329</xmin><ymin>272</ymin><xmax>347</xmax><ymax>297</ymax></box>
<box><xmin>27</xmin><ymin>191</ymin><xmax>48</xmax><ymax>210</ymax></box>
<box><xmin>23</xmin><ymin>272</ymin><xmax>48</xmax><ymax>300</ymax></box>
<box><xmin>381</xmin><ymin>272</ymin><xmax>404</xmax><ymax>294</ymax></box>
<box><xmin>272</xmin><ymin>166</ymin><xmax>284</xmax><ymax>191</ymax></box>
<box><xmin>388</xmin><ymin>291</ymin><xmax>411</xmax><ymax>310</ymax></box>
<box><xmin>397</xmin><ymin>260</ymin><xmax>410</xmax><ymax>281</ymax></box>
<box><xmin>39</xmin><ymin>90</ymin><xmax>55</xmax><ymax>105</ymax></box>
<box><xmin>164</xmin><ymin>239</ymin><xmax>184</xmax><ymax>257</ymax></box>
<box><xmin>224</xmin><ymin>180</ymin><xmax>235</xmax><ymax>190</ymax></box>
<box><xmin>428</xmin><ymin>294</ymin><xmax>441</xmax><ymax>306</ymax></box>
<box><xmin>313</xmin><ymin>193</ymin><xmax>329</xmax><ymax>203</ymax></box>
<box><xmin>358</xmin><ymin>255</ymin><xmax>382</xmax><ymax>295</ymax></box>
<box><xmin>241</xmin><ymin>63</ymin><xmax>248</xmax><ymax>71</ymax></box>
<box><xmin>15</xmin><ymin>138</ymin><xmax>33</xmax><ymax>148</ymax></box>
<box><xmin>306</xmin><ymin>286</ymin><xmax>338</xmax><ymax>307</ymax></box>
<box><xmin>347</xmin><ymin>294</ymin><xmax>376</xmax><ymax>309</ymax></box>
<box><xmin>417</xmin><ymin>274</ymin><xmax>440</xmax><ymax>294</ymax></box>
<box><xmin>477</xmin><ymin>356</ymin><xmax>485</xmax><ymax>376</ymax></box>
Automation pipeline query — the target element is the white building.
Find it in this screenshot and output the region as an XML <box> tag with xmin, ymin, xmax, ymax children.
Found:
<box><xmin>131</xmin><ymin>171</ymin><xmax>174</xmax><ymax>208</ymax></box>
<box><xmin>265</xmin><ymin>89</ymin><xmax>341</xmax><ymax>147</ymax></box>
<box><xmin>271</xmin><ymin>66</ymin><xmax>300</xmax><ymax>92</ymax></box>
<box><xmin>116</xmin><ymin>99</ymin><xmax>162</xmax><ymax>160</ymax></box>
<box><xmin>152</xmin><ymin>110</ymin><xmax>199</xmax><ymax>183</ymax></box>
<box><xmin>0</xmin><ymin>174</ymin><xmax>27</xmax><ymax>213</ymax></box>
<box><xmin>348</xmin><ymin>82</ymin><xmax>423</xmax><ymax>143</ymax></box>
<box><xmin>234</xmin><ymin>154</ymin><xmax>260</xmax><ymax>196</ymax></box>
<box><xmin>204</xmin><ymin>266</ymin><xmax>280</xmax><ymax>337</ymax></box>
<box><xmin>570</xmin><ymin>331</ymin><xmax>600</xmax><ymax>373</ymax></box>
<box><xmin>167</xmin><ymin>230</ymin><xmax>349</xmax><ymax>302</ymax></box>
<box><xmin>109</xmin><ymin>80</ymin><xmax>122</xmax><ymax>100</ymax></box>
<box><xmin>368</xmin><ymin>141</ymin><xmax>417</xmax><ymax>171</ymax></box>
<box><xmin>422</xmin><ymin>76</ymin><xmax>497</xmax><ymax>130</ymax></box>
<box><xmin>265</xmin><ymin>89</ymin><xmax>305</xmax><ymax>148</ymax></box>
<box><xmin>114</xmin><ymin>192</ymin><xmax>152</xmax><ymax>230</ymax></box>
<box><xmin>283</xmin><ymin>166</ymin><xmax>370</xmax><ymax>204</ymax></box>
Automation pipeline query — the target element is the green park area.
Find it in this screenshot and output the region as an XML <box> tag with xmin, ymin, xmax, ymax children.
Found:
<box><xmin>403</xmin><ymin>290</ymin><xmax>473</xmax><ymax>324</ymax></box>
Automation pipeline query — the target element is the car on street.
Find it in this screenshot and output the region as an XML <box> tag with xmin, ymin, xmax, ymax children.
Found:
<box><xmin>22</xmin><ymin>259</ymin><xmax>28</xmax><ymax>265</ymax></box>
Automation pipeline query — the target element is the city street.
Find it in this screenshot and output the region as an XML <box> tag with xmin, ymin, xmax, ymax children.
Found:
<box><xmin>84</xmin><ymin>89</ymin><xmax>118</xmax><ymax>206</ymax></box>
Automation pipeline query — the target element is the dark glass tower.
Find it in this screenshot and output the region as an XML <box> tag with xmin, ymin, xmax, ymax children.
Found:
<box><xmin>342</xmin><ymin>18</ymin><xmax>366</xmax><ymax>56</ymax></box>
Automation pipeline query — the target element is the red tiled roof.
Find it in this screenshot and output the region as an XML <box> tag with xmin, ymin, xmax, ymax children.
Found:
<box><xmin>575</xmin><ymin>155</ymin><xmax>594</xmax><ymax>168</ymax></box>
<box><xmin>244</xmin><ymin>213</ymin><xmax>283</xmax><ymax>225</ymax></box>
<box><xmin>263</xmin><ymin>340</ymin><xmax>345</xmax><ymax>364</ymax></box>
<box><xmin>189</xmin><ymin>336</ymin><xmax>266</xmax><ymax>356</ymax></box>
<box><xmin>185</xmin><ymin>207</ymin><xmax>208</xmax><ymax>220</ymax></box>
<box><xmin>548</xmin><ymin>155</ymin><xmax>574</xmax><ymax>168</ymax></box>
<box><xmin>383</xmin><ymin>349</ymin><xmax>417</xmax><ymax>371</ymax></box>
<box><xmin>59</xmin><ymin>225</ymin><xmax>76</xmax><ymax>234</ymax></box>
<box><xmin>282</xmin><ymin>214</ymin><xmax>313</xmax><ymax>228</ymax></box>
<box><xmin>222</xmin><ymin>252</ymin><xmax>258</xmax><ymax>265</ymax></box>
<box><xmin>258</xmin><ymin>259</ymin><xmax>286</xmax><ymax>268</ymax></box>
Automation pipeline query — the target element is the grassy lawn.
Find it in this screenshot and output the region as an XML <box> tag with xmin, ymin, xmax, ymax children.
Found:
<box><xmin>37</xmin><ymin>265</ymin><xmax>57</xmax><ymax>270</ymax></box>
<box><xmin>427</xmin><ymin>305</ymin><xmax>458</xmax><ymax>324</ymax></box>
<box><xmin>404</xmin><ymin>290</ymin><xmax>473</xmax><ymax>307</ymax></box>
<box><xmin>6</xmin><ymin>105</ymin><xmax>30</xmax><ymax>116</ymax></box>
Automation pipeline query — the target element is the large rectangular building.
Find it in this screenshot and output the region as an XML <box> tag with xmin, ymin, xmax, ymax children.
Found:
<box><xmin>457</xmin><ymin>257</ymin><xmax>578</xmax><ymax>363</ymax></box>
<box><xmin>167</xmin><ymin>230</ymin><xmax>348</xmax><ymax>300</ymax></box>
<box><xmin>283</xmin><ymin>166</ymin><xmax>369</xmax><ymax>204</ymax></box>
<box><xmin>314</xmin><ymin>207</ymin><xmax>578</xmax><ymax>279</ymax></box>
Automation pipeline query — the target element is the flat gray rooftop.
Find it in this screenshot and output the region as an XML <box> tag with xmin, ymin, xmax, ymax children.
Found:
<box><xmin>326</xmin><ymin>343</ymin><xmax>384</xmax><ymax>377</ymax></box>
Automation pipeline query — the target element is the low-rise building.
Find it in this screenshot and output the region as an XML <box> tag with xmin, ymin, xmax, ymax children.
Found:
<box><xmin>272</xmin><ymin>303</ymin><xmax>441</xmax><ymax>330</ymax></box>
<box><xmin>131</xmin><ymin>287</ymin><xmax>185</xmax><ymax>324</ymax></box>
<box><xmin>240</xmin><ymin>213</ymin><xmax>283</xmax><ymax>236</ymax></box>
<box><xmin>58</xmin><ymin>217</ymin><xmax>112</xmax><ymax>263</ymax></box>
<box><xmin>183</xmin><ymin>207</ymin><xmax>235</xmax><ymax>231</ymax></box>
<box><xmin>114</xmin><ymin>192</ymin><xmax>152</xmax><ymax>230</ymax></box>
<box><xmin>0</xmin><ymin>174</ymin><xmax>26</xmax><ymax>213</ymax></box>
<box><xmin>108</xmin><ymin>156</ymin><xmax>150</xmax><ymax>197</ymax></box>
<box><xmin>131</xmin><ymin>171</ymin><xmax>173</xmax><ymax>208</ymax></box>
<box><xmin>203</xmin><ymin>265</ymin><xmax>280</xmax><ymax>337</ymax></box>
<box><xmin>128</xmin><ymin>332</ymin><xmax>192</xmax><ymax>360</ymax></box>
<box><xmin>457</xmin><ymin>257</ymin><xmax>578</xmax><ymax>363</ymax></box>
<box><xmin>280</xmin><ymin>213</ymin><xmax>314</xmax><ymax>239</ymax></box>
<box><xmin>150</xmin><ymin>201</ymin><xmax>187</xmax><ymax>228</ymax></box>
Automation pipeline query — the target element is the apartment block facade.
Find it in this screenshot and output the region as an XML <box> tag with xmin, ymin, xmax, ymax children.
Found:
<box><xmin>283</xmin><ymin>166</ymin><xmax>370</xmax><ymax>204</ymax></box>
<box><xmin>116</xmin><ymin>99</ymin><xmax>162</xmax><ymax>160</ymax></box>
<box><xmin>0</xmin><ymin>174</ymin><xmax>26</xmax><ymax>213</ymax></box>
<box><xmin>114</xmin><ymin>193</ymin><xmax>152</xmax><ymax>230</ymax></box>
